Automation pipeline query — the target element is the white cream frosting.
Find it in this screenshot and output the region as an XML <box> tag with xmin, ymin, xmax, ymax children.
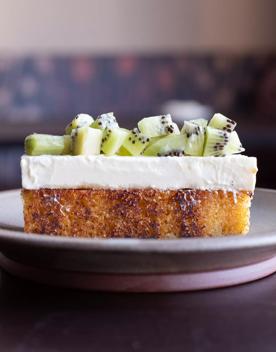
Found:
<box><xmin>21</xmin><ymin>155</ymin><xmax>257</xmax><ymax>191</ymax></box>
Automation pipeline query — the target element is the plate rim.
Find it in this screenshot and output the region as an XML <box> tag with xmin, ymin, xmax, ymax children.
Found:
<box><xmin>0</xmin><ymin>188</ymin><xmax>276</xmax><ymax>254</ymax></box>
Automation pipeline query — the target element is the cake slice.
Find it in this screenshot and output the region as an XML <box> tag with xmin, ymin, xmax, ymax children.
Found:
<box><xmin>21</xmin><ymin>113</ymin><xmax>257</xmax><ymax>238</ymax></box>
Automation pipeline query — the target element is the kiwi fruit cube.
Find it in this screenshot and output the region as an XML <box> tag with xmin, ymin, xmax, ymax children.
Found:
<box><xmin>101</xmin><ymin>128</ymin><xmax>129</xmax><ymax>156</ymax></box>
<box><xmin>25</xmin><ymin>134</ymin><xmax>72</xmax><ymax>156</ymax></box>
<box><xmin>224</xmin><ymin>131</ymin><xmax>245</xmax><ymax>155</ymax></box>
<box><xmin>181</xmin><ymin>121</ymin><xmax>205</xmax><ymax>156</ymax></box>
<box><xmin>143</xmin><ymin>134</ymin><xmax>186</xmax><ymax>156</ymax></box>
<box><xmin>72</xmin><ymin>127</ymin><xmax>102</xmax><ymax>155</ymax></box>
<box><xmin>91</xmin><ymin>112</ymin><xmax>119</xmax><ymax>130</ymax></box>
<box><xmin>123</xmin><ymin>128</ymin><xmax>150</xmax><ymax>155</ymax></box>
<box><xmin>65</xmin><ymin>113</ymin><xmax>94</xmax><ymax>135</ymax></box>
<box><xmin>203</xmin><ymin>126</ymin><xmax>231</xmax><ymax>156</ymax></box>
<box><xmin>138</xmin><ymin>114</ymin><xmax>179</xmax><ymax>137</ymax></box>
<box><xmin>189</xmin><ymin>118</ymin><xmax>208</xmax><ymax>127</ymax></box>
<box><xmin>209</xmin><ymin>113</ymin><xmax>236</xmax><ymax>132</ymax></box>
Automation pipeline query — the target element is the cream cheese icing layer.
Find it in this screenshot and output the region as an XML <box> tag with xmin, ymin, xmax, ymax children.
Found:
<box><xmin>21</xmin><ymin>155</ymin><xmax>257</xmax><ymax>191</ymax></box>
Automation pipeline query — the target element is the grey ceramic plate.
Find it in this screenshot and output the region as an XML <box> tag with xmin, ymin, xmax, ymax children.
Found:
<box><xmin>0</xmin><ymin>189</ymin><xmax>276</xmax><ymax>291</ymax></box>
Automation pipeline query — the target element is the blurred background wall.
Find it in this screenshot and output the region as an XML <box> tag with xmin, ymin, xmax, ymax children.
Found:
<box><xmin>1</xmin><ymin>0</ymin><xmax>275</xmax><ymax>53</ymax></box>
<box><xmin>0</xmin><ymin>0</ymin><xmax>276</xmax><ymax>189</ymax></box>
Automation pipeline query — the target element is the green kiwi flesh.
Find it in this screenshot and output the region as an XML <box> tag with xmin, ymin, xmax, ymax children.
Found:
<box><xmin>25</xmin><ymin>134</ymin><xmax>71</xmax><ymax>156</ymax></box>
<box><xmin>72</xmin><ymin>127</ymin><xmax>102</xmax><ymax>155</ymax></box>
<box><xmin>181</xmin><ymin>121</ymin><xmax>205</xmax><ymax>156</ymax></box>
<box><xmin>101</xmin><ymin>128</ymin><xmax>129</xmax><ymax>155</ymax></box>
<box><xmin>123</xmin><ymin>128</ymin><xmax>150</xmax><ymax>155</ymax></box>
<box><xmin>204</xmin><ymin>127</ymin><xmax>245</xmax><ymax>156</ymax></box>
<box><xmin>116</xmin><ymin>146</ymin><xmax>132</xmax><ymax>156</ymax></box>
<box><xmin>91</xmin><ymin>112</ymin><xmax>119</xmax><ymax>130</ymax></box>
<box><xmin>209</xmin><ymin>113</ymin><xmax>236</xmax><ymax>132</ymax></box>
<box><xmin>65</xmin><ymin>113</ymin><xmax>94</xmax><ymax>135</ymax></box>
<box><xmin>224</xmin><ymin>131</ymin><xmax>245</xmax><ymax>155</ymax></box>
<box><xmin>143</xmin><ymin>134</ymin><xmax>186</xmax><ymax>156</ymax></box>
<box><xmin>189</xmin><ymin>118</ymin><xmax>208</xmax><ymax>127</ymax></box>
<box><xmin>138</xmin><ymin>114</ymin><xmax>180</xmax><ymax>137</ymax></box>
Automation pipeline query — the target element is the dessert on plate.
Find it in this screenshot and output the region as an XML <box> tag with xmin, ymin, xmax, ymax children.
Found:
<box><xmin>21</xmin><ymin>112</ymin><xmax>257</xmax><ymax>238</ymax></box>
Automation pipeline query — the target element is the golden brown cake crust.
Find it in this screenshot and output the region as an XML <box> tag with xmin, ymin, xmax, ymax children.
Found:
<box><xmin>22</xmin><ymin>188</ymin><xmax>252</xmax><ymax>238</ymax></box>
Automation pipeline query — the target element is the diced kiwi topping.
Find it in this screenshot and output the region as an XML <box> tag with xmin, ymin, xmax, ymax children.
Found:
<box><xmin>117</xmin><ymin>145</ymin><xmax>132</xmax><ymax>156</ymax></box>
<box><xmin>143</xmin><ymin>135</ymin><xmax>186</xmax><ymax>156</ymax></box>
<box><xmin>208</xmin><ymin>113</ymin><xmax>236</xmax><ymax>132</ymax></box>
<box><xmin>65</xmin><ymin>113</ymin><xmax>94</xmax><ymax>135</ymax></box>
<box><xmin>71</xmin><ymin>127</ymin><xmax>102</xmax><ymax>155</ymax></box>
<box><xmin>101</xmin><ymin>128</ymin><xmax>129</xmax><ymax>156</ymax></box>
<box><xmin>189</xmin><ymin>118</ymin><xmax>208</xmax><ymax>127</ymax></box>
<box><xmin>203</xmin><ymin>127</ymin><xmax>244</xmax><ymax>156</ymax></box>
<box><xmin>24</xmin><ymin>112</ymin><xmax>245</xmax><ymax>157</ymax></box>
<box><xmin>181</xmin><ymin>121</ymin><xmax>205</xmax><ymax>156</ymax></box>
<box><xmin>138</xmin><ymin>114</ymin><xmax>180</xmax><ymax>137</ymax></box>
<box><xmin>25</xmin><ymin>134</ymin><xmax>71</xmax><ymax>156</ymax></box>
<box><xmin>91</xmin><ymin>112</ymin><xmax>119</xmax><ymax>130</ymax></box>
<box><xmin>123</xmin><ymin>128</ymin><xmax>150</xmax><ymax>156</ymax></box>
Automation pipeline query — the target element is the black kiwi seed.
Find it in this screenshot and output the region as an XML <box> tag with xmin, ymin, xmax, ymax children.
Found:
<box><xmin>132</xmin><ymin>141</ymin><xmax>135</xmax><ymax>144</ymax></box>
<box><xmin>128</xmin><ymin>137</ymin><xmax>131</xmax><ymax>141</ymax></box>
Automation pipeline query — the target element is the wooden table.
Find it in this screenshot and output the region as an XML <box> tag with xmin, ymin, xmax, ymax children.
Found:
<box><xmin>1</xmin><ymin>270</ymin><xmax>276</xmax><ymax>351</ymax></box>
